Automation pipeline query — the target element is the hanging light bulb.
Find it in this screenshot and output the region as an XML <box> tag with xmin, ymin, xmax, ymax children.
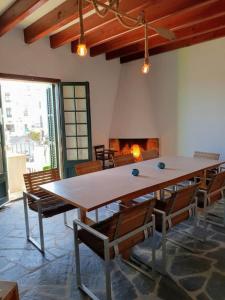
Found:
<box><xmin>77</xmin><ymin>42</ymin><xmax>87</xmax><ymax>57</ymax></box>
<box><xmin>142</xmin><ymin>58</ymin><xmax>150</xmax><ymax>74</ymax></box>
<box><xmin>77</xmin><ymin>0</ymin><xmax>87</xmax><ymax>57</ymax></box>
<box><xmin>141</xmin><ymin>22</ymin><xmax>151</xmax><ymax>74</ymax></box>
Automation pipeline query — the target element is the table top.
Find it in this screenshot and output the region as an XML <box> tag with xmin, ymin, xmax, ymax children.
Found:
<box><xmin>40</xmin><ymin>156</ymin><xmax>224</xmax><ymax>212</ymax></box>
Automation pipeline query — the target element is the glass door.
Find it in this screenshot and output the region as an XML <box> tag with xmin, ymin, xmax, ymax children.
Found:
<box><xmin>0</xmin><ymin>85</ymin><xmax>8</xmax><ymax>206</ymax></box>
<box><xmin>61</xmin><ymin>82</ymin><xmax>92</xmax><ymax>178</ymax></box>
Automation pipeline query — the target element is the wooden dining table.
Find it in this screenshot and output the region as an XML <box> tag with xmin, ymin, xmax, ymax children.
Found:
<box><xmin>40</xmin><ymin>156</ymin><xmax>224</xmax><ymax>224</ymax></box>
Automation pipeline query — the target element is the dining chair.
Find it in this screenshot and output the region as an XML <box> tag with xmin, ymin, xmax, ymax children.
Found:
<box><xmin>154</xmin><ymin>184</ymin><xmax>199</xmax><ymax>273</ymax></box>
<box><xmin>141</xmin><ymin>149</ymin><xmax>159</xmax><ymax>161</ymax></box>
<box><xmin>196</xmin><ymin>170</ymin><xmax>225</xmax><ymax>231</ymax></box>
<box><xmin>193</xmin><ymin>151</ymin><xmax>220</xmax><ymax>160</ymax></box>
<box><xmin>94</xmin><ymin>145</ymin><xmax>115</xmax><ymax>169</ymax></box>
<box><xmin>75</xmin><ymin>161</ymin><xmax>103</xmax><ymax>222</ymax></box>
<box><xmin>113</xmin><ymin>154</ymin><xmax>135</xmax><ymax>167</ymax></box>
<box><xmin>75</xmin><ymin>160</ymin><xmax>102</xmax><ymax>176</ymax></box>
<box><xmin>23</xmin><ymin>168</ymin><xmax>76</xmax><ymax>254</ymax></box>
<box><xmin>74</xmin><ymin>198</ymin><xmax>156</xmax><ymax>300</ymax></box>
<box><xmin>173</xmin><ymin>151</ymin><xmax>221</xmax><ymax>191</ymax></box>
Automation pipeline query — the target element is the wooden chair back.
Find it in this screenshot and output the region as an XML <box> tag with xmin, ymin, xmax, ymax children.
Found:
<box><xmin>78</xmin><ymin>199</ymin><xmax>156</xmax><ymax>259</ymax></box>
<box><xmin>207</xmin><ymin>171</ymin><xmax>225</xmax><ymax>204</ymax></box>
<box><xmin>113</xmin><ymin>154</ymin><xmax>135</xmax><ymax>167</ymax></box>
<box><xmin>75</xmin><ymin>160</ymin><xmax>102</xmax><ymax>176</ymax></box>
<box><xmin>193</xmin><ymin>151</ymin><xmax>220</xmax><ymax>160</ymax></box>
<box><xmin>141</xmin><ymin>150</ymin><xmax>159</xmax><ymax>161</ymax></box>
<box><xmin>94</xmin><ymin>145</ymin><xmax>105</xmax><ymax>160</ymax></box>
<box><xmin>24</xmin><ymin>168</ymin><xmax>60</xmax><ymax>195</ymax></box>
<box><xmin>166</xmin><ymin>184</ymin><xmax>198</xmax><ymax>226</ymax></box>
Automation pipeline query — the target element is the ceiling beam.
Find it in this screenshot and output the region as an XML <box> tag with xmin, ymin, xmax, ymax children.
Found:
<box><xmin>106</xmin><ymin>13</ymin><xmax>225</xmax><ymax>60</ymax></box>
<box><xmin>71</xmin><ymin>0</ymin><xmax>214</xmax><ymax>53</ymax></box>
<box><xmin>50</xmin><ymin>0</ymin><xmax>150</xmax><ymax>49</ymax></box>
<box><xmin>120</xmin><ymin>26</ymin><xmax>225</xmax><ymax>63</ymax></box>
<box><xmin>0</xmin><ymin>0</ymin><xmax>48</xmax><ymax>37</ymax></box>
<box><xmin>91</xmin><ymin>0</ymin><xmax>223</xmax><ymax>57</ymax></box>
<box><xmin>24</xmin><ymin>0</ymin><xmax>93</xmax><ymax>44</ymax></box>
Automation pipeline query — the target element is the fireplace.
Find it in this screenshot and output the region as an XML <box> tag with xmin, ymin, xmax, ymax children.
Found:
<box><xmin>109</xmin><ymin>138</ymin><xmax>159</xmax><ymax>160</ymax></box>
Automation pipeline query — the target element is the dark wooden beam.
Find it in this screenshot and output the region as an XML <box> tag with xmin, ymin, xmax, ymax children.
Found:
<box><xmin>50</xmin><ymin>0</ymin><xmax>150</xmax><ymax>49</ymax></box>
<box><xmin>120</xmin><ymin>26</ymin><xmax>225</xmax><ymax>63</ymax></box>
<box><xmin>0</xmin><ymin>0</ymin><xmax>48</xmax><ymax>37</ymax></box>
<box><xmin>24</xmin><ymin>0</ymin><xmax>93</xmax><ymax>44</ymax></box>
<box><xmin>106</xmin><ymin>13</ymin><xmax>225</xmax><ymax>60</ymax></box>
<box><xmin>91</xmin><ymin>0</ymin><xmax>223</xmax><ymax>57</ymax></box>
<box><xmin>0</xmin><ymin>72</ymin><xmax>60</xmax><ymax>83</ymax></box>
<box><xmin>71</xmin><ymin>0</ymin><xmax>213</xmax><ymax>52</ymax></box>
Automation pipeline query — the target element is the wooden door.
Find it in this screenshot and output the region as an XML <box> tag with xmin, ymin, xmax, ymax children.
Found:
<box><xmin>60</xmin><ymin>82</ymin><xmax>92</xmax><ymax>178</ymax></box>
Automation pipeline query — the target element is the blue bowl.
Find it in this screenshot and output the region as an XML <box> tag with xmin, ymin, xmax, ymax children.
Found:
<box><xmin>132</xmin><ymin>168</ymin><xmax>139</xmax><ymax>176</ymax></box>
<box><xmin>157</xmin><ymin>162</ymin><xmax>166</xmax><ymax>169</ymax></box>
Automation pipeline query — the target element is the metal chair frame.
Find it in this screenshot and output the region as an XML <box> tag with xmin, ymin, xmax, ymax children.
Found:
<box><xmin>197</xmin><ymin>187</ymin><xmax>225</xmax><ymax>231</ymax></box>
<box><xmin>73</xmin><ymin>215</ymin><xmax>156</xmax><ymax>300</ymax></box>
<box><xmin>23</xmin><ymin>191</ymin><xmax>73</xmax><ymax>254</ymax></box>
<box><xmin>154</xmin><ymin>197</ymin><xmax>198</xmax><ymax>274</ymax></box>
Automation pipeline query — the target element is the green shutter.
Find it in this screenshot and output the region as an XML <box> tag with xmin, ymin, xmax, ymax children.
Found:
<box><xmin>46</xmin><ymin>87</ymin><xmax>57</xmax><ymax>169</ymax></box>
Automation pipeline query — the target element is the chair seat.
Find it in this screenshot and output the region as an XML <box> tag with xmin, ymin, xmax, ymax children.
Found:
<box><xmin>29</xmin><ymin>195</ymin><xmax>75</xmax><ymax>218</ymax></box>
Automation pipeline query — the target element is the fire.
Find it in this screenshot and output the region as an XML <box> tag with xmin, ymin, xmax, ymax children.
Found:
<box><xmin>131</xmin><ymin>144</ymin><xmax>141</xmax><ymax>160</ymax></box>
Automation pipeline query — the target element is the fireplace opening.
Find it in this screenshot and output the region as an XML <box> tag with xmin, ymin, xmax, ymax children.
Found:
<box><xmin>109</xmin><ymin>138</ymin><xmax>159</xmax><ymax>160</ymax></box>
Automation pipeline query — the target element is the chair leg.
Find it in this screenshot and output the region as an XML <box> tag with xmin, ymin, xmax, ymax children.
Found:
<box><xmin>104</xmin><ymin>240</ymin><xmax>112</xmax><ymax>300</ymax></box>
<box><xmin>73</xmin><ymin>222</ymin><xmax>81</xmax><ymax>287</ymax></box>
<box><xmin>37</xmin><ymin>203</ymin><xmax>45</xmax><ymax>253</ymax></box>
<box><xmin>23</xmin><ymin>193</ymin><xmax>30</xmax><ymax>240</ymax></box>
<box><xmin>161</xmin><ymin>213</ymin><xmax>167</xmax><ymax>274</ymax></box>
<box><xmin>23</xmin><ymin>193</ymin><xmax>45</xmax><ymax>254</ymax></box>
<box><xmin>63</xmin><ymin>212</ymin><xmax>73</xmax><ymax>229</ymax></box>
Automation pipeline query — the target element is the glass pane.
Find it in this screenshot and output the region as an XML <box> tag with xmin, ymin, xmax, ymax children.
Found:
<box><xmin>75</xmin><ymin>86</ymin><xmax>86</xmax><ymax>98</ymax></box>
<box><xmin>66</xmin><ymin>137</ymin><xmax>77</xmax><ymax>148</ymax></box>
<box><xmin>67</xmin><ymin>149</ymin><xmax>77</xmax><ymax>160</ymax></box>
<box><xmin>63</xmin><ymin>86</ymin><xmax>74</xmax><ymax>98</ymax></box>
<box><xmin>64</xmin><ymin>112</ymin><xmax>76</xmax><ymax>123</ymax></box>
<box><xmin>78</xmin><ymin>149</ymin><xmax>89</xmax><ymax>160</ymax></box>
<box><xmin>76</xmin><ymin>112</ymin><xmax>87</xmax><ymax>123</ymax></box>
<box><xmin>77</xmin><ymin>137</ymin><xmax>88</xmax><ymax>148</ymax></box>
<box><xmin>65</xmin><ymin>125</ymin><xmax>76</xmax><ymax>136</ymax></box>
<box><xmin>77</xmin><ymin>124</ymin><xmax>87</xmax><ymax>136</ymax></box>
<box><xmin>64</xmin><ymin>99</ymin><xmax>75</xmax><ymax>111</ymax></box>
<box><xmin>76</xmin><ymin>98</ymin><xmax>86</xmax><ymax>111</ymax></box>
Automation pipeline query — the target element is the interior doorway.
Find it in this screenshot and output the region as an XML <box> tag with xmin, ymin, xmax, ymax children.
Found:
<box><xmin>0</xmin><ymin>79</ymin><xmax>58</xmax><ymax>203</ymax></box>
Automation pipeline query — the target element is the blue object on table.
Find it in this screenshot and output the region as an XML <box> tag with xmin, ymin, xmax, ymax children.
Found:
<box><xmin>132</xmin><ymin>168</ymin><xmax>139</xmax><ymax>176</ymax></box>
<box><xmin>157</xmin><ymin>162</ymin><xmax>166</xmax><ymax>169</ymax></box>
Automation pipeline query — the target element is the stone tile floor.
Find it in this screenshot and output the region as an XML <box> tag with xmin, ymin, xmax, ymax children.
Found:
<box><xmin>0</xmin><ymin>200</ymin><xmax>225</xmax><ymax>300</ymax></box>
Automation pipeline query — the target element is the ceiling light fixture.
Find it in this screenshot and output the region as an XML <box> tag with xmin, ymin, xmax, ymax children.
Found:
<box><xmin>141</xmin><ymin>23</ymin><xmax>150</xmax><ymax>74</ymax></box>
<box><xmin>77</xmin><ymin>0</ymin><xmax>87</xmax><ymax>57</ymax></box>
<box><xmin>77</xmin><ymin>0</ymin><xmax>175</xmax><ymax>72</ymax></box>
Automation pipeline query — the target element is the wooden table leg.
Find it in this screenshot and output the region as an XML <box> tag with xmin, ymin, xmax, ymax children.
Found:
<box><xmin>80</xmin><ymin>208</ymin><xmax>95</xmax><ymax>225</ymax></box>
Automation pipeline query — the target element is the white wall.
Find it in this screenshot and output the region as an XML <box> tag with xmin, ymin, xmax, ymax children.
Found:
<box><xmin>0</xmin><ymin>28</ymin><xmax>121</xmax><ymax>147</ymax></box>
<box><xmin>176</xmin><ymin>39</ymin><xmax>225</xmax><ymax>159</ymax></box>
<box><xmin>110</xmin><ymin>60</ymin><xmax>158</xmax><ymax>139</ymax></box>
<box><xmin>112</xmin><ymin>37</ymin><xmax>225</xmax><ymax>159</ymax></box>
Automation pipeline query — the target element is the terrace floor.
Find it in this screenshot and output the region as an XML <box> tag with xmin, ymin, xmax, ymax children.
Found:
<box><xmin>0</xmin><ymin>200</ymin><xmax>225</xmax><ymax>300</ymax></box>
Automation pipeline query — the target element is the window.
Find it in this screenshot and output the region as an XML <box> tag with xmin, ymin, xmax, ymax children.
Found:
<box><xmin>62</xmin><ymin>83</ymin><xmax>91</xmax><ymax>162</ymax></box>
<box><xmin>6</xmin><ymin>108</ymin><xmax>12</xmax><ymax>118</ymax></box>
